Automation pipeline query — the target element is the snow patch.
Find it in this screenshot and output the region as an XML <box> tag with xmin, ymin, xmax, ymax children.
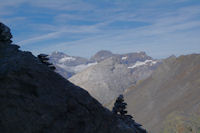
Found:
<box><xmin>58</xmin><ymin>56</ymin><xmax>76</xmax><ymax>63</ymax></box>
<box><xmin>122</xmin><ymin>56</ymin><xmax>128</xmax><ymax>60</ymax></box>
<box><xmin>128</xmin><ymin>60</ymin><xmax>157</xmax><ymax>69</ymax></box>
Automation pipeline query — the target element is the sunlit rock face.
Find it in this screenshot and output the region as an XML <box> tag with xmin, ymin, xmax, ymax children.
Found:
<box><xmin>70</xmin><ymin>52</ymin><xmax>160</xmax><ymax>105</ymax></box>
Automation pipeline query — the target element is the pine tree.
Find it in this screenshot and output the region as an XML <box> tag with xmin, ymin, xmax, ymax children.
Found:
<box><xmin>112</xmin><ymin>94</ymin><xmax>147</xmax><ymax>133</ymax></box>
<box><xmin>112</xmin><ymin>94</ymin><xmax>128</xmax><ymax>116</ymax></box>
<box><xmin>38</xmin><ymin>54</ymin><xmax>56</xmax><ymax>70</ymax></box>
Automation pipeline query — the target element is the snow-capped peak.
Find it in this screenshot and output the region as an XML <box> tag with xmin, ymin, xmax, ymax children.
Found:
<box><xmin>58</xmin><ymin>56</ymin><xmax>76</xmax><ymax>63</ymax></box>
<box><xmin>128</xmin><ymin>60</ymin><xmax>157</xmax><ymax>69</ymax></box>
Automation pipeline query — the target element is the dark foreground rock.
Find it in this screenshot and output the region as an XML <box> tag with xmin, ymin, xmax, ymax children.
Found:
<box><xmin>0</xmin><ymin>22</ymin><xmax>146</xmax><ymax>133</ymax></box>
<box><xmin>0</xmin><ymin>23</ymin><xmax>12</xmax><ymax>43</ymax></box>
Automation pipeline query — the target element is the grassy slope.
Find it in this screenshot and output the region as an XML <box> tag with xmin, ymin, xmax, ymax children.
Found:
<box><xmin>163</xmin><ymin>111</ymin><xmax>200</xmax><ymax>133</ymax></box>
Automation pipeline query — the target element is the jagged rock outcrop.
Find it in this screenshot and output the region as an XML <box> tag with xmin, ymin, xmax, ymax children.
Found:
<box><xmin>0</xmin><ymin>23</ymin><xmax>12</xmax><ymax>43</ymax></box>
<box><xmin>0</xmin><ymin>22</ymin><xmax>146</xmax><ymax>133</ymax></box>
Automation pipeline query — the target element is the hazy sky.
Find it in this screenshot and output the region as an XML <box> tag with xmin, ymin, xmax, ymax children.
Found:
<box><xmin>1</xmin><ymin>0</ymin><xmax>200</xmax><ymax>58</ymax></box>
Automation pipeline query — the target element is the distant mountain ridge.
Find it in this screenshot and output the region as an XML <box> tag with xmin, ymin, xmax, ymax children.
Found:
<box><xmin>49</xmin><ymin>50</ymin><xmax>159</xmax><ymax>79</ymax></box>
<box><xmin>90</xmin><ymin>50</ymin><xmax>114</xmax><ymax>62</ymax></box>
<box><xmin>69</xmin><ymin>51</ymin><xmax>160</xmax><ymax>105</ymax></box>
<box><xmin>49</xmin><ymin>50</ymin><xmax>160</xmax><ymax>105</ymax></box>
<box><xmin>49</xmin><ymin>51</ymin><xmax>96</xmax><ymax>78</ymax></box>
<box><xmin>50</xmin><ymin>51</ymin><xmax>90</xmax><ymax>66</ymax></box>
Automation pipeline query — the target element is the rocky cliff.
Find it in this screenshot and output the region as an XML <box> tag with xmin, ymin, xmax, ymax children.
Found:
<box><xmin>0</xmin><ymin>22</ymin><xmax>146</xmax><ymax>133</ymax></box>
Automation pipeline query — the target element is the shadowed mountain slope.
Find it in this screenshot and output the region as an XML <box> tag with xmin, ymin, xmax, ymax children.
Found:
<box><xmin>124</xmin><ymin>54</ymin><xmax>200</xmax><ymax>133</ymax></box>
<box><xmin>0</xmin><ymin>22</ymin><xmax>146</xmax><ymax>133</ymax></box>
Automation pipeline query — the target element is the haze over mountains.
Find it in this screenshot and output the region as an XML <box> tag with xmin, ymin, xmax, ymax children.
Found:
<box><xmin>49</xmin><ymin>50</ymin><xmax>160</xmax><ymax>105</ymax></box>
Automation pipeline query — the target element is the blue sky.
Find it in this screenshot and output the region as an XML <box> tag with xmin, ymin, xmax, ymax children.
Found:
<box><xmin>0</xmin><ymin>0</ymin><xmax>200</xmax><ymax>58</ymax></box>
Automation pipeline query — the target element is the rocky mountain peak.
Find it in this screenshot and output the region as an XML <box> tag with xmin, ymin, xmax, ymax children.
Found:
<box><xmin>91</xmin><ymin>50</ymin><xmax>114</xmax><ymax>62</ymax></box>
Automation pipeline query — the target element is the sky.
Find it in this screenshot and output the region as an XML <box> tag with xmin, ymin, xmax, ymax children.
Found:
<box><xmin>0</xmin><ymin>0</ymin><xmax>200</xmax><ymax>59</ymax></box>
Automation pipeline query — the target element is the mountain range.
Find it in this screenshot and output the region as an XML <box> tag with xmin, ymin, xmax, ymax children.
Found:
<box><xmin>46</xmin><ymin>31</ymin><xmax>200</xmax><ymax>133</ymax></box>
<box><xmin>49</xmin><ymin>50</ymin><xmax>160</xmax><ymax>105</ymax></box>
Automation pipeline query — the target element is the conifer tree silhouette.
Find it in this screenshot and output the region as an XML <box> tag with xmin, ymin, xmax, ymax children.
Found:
<box><xmin>112</xmin><ymin>94</ymin><xmax>147</xmax><ymax>133</ymax></box>
<box><xmin>112</xmin><ymin>94</ymin><xmax>127</xmax><ymax>116</ymax></box>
